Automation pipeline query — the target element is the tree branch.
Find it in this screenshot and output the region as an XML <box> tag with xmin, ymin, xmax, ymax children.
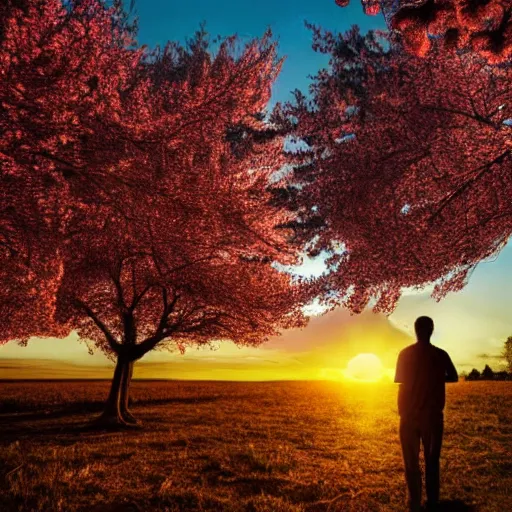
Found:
<box><xmin>110</xmin><ymin>262</ymin><xmax>127</xmax><ymax>311</ymax></box>
<box><xmin>127</xmin><ymin>289</ymin><xmax>182</xmax><ymax>359</ymax></box>
<box><xmin>420</xmin><ymin>104</ymin><xmax>499</xmax><ymax>129</ymax></box>
<box><xmin>75</xmin><ymin>298</ymin><xmax>122</xmax><ymax>354</ymax></box>
<box><xmin>129</xmin><ymin>284</ymin><xmax>151</xmax><ymax>311</ymax></box>
<box><xmin>429</xmin><ymin>149</ymin><xmax>510</xmax><ymax>223</ymax></box>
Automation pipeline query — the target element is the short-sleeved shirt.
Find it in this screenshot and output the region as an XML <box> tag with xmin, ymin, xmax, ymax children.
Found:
<box><xmin>395</xmin><ymin>343</ymin><xmax>457</xmax><ymax>419</ymax></box>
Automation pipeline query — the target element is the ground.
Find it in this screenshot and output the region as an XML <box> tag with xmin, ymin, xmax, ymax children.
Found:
<box><xmin>0</xmin><ymin>380</ymin><xmax>510</xmax><ymax>512</ymax></box>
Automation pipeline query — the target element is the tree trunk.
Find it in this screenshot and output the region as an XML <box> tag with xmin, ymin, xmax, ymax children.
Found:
<box><xmin>94</xmin><ymin>356</ymin><xmax>131</xmax><ymax>428</ymax></box>
<box><xmin>120</xmin><ymin>360</ymin><xmax>139</xmax><ymax>424</ymax></box>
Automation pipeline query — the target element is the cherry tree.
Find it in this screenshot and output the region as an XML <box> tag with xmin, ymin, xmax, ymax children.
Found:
<box><xmin>1</xmin><ymin>1</ymin><xmax>307</xmax><ymax>426</ymax></box>
<box><xmin>52</xmin><ymin>31</ymin><xmax>307</xmax><ymax>426</ymax></box>
<box><xmin>275</xmin><ymin>27</ymin><xmax>511</xmax><ymax>314</ymax></box>
<box><xmin>334</xmin><ymin>0</ymin><xmax>512</xmax><ymax>62</ymax></box>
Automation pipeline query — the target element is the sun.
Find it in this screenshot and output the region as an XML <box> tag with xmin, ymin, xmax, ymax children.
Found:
<box><xmin>344</xmin><ymin>353</ymin><xmax>385</xmax><ymax>382</ymax></box>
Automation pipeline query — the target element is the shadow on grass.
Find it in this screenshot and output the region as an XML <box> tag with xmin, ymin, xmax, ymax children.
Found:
<box><xmin>0</xmin><ymin>395</ymin><xmax>221</xmax><ymax>422</ymax></box>
<box><xmin>0</xmin><ymin>419</ymin><xmax>149</xmax><ymax>445</ymax></box>
<box><xmin>0</xmin><ymin>396</ymin><xmax>224</xmax><ymax>443</ymax></box>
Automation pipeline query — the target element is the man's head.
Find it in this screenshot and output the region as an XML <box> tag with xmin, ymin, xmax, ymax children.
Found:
<box><xmin>414</xmin><ymin>316</ymin><xmax>434</xmax><ymax>343</ymax></box>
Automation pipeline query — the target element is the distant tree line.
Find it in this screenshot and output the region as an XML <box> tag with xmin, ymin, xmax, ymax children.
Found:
<box><xmin>466</xmin><ymin>365</ymin><xmax>511</xmax><ymax>382</ymax></box>
<box><xmin>465</xmin><ymin>337</ymin><xmax>512</xmax><ymax>381</ymax></box>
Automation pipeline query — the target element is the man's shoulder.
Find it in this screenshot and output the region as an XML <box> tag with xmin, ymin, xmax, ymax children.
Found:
<box><xmin>398</xmin><ymin>343</ymin><xmax>451</xmax><ymax>361</ymax></box>
<box><xmin>399</xmin><ymin>344</ymin><xmax>418</xmax><ymax>356</ymax></box>
<box><xmin>430</xmin><ymin>345</ymin><xmax>450</xmax><ymax>357</ymax></box>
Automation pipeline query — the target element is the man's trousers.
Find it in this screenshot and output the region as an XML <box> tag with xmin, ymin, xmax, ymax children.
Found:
<box><xmin>399</xmin><ymin>413</ymin><xmax>444</xmax><ymax>511</ymax></box>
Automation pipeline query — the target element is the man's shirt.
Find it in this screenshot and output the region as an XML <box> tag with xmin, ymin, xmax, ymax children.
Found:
<box><xmin>395</xmin><ymin>343</ymin><xmax>458</xmax><ymax>418</ymax></box>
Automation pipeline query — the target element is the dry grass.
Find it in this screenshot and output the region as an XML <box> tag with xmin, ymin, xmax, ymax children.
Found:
<box><xmin>0</xmin><ymin>380</ymin><xmax>511</xmax><ymax>512</ymax></box>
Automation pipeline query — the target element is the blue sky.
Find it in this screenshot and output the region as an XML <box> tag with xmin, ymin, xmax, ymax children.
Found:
<box><xmin>135</xmin><ymin>0</ymin><xmax>386</xmax><ymax>107</ymax></box>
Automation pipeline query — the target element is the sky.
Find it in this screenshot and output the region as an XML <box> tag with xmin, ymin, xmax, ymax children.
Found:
<box><xmin>0</xmin><ymin>1</ymin><xmax>511</xmax><ymax>380</ymax></box>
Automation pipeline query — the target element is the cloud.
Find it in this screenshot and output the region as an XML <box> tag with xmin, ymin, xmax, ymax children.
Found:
<box><xmin>0</xmin><ymin>358</ymin><xmax>113</xmax><ymax>379</ymax></box>
<box><xmin>268</xmin><ymin>308</ymin><xmax>412</xmax><ymax>368</ymax></box>
<box><xmin>476</xmin><ymin>353</ymin><xmax>504</xmax><ymax>360</ymax></box>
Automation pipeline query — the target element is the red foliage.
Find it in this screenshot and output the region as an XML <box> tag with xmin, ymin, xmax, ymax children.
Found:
<box><xmin>0</xmin><ymin>0</ymin><xmax>141</xmax><ymax>344</ymax></box>
<box><xmin>278</xmin><ymin>28</ymin><xmax>512</xmax><ymax>314</ymax></box>
<box><xmin>334</xmin><ymin>0</ymin><xmax>512</xmax><ymax>63</ymax></box>
<box><xmin>0</xmin><ymin>2</ymin><xmax>307</xmax><ymax>362</ymax></box>
<box><xmin>363</xmin><ymin>1</ymin><xmax>381</xmax><ymax>16</ymax></box>
<box><xmin>55</xmin><ymin>34</ymin><xmax>306</xmax><ymax>365</ymax></box>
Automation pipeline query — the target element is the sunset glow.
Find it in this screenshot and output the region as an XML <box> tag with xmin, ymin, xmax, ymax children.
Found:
<box><xmin>1</xmin><ymin>0</ymin><xmax>511</xmax><ymax>509</ymax></box>
<box><xmin>344</xmin><ymin>353</ymin><xmax>386</xmax><ymax>382</ymax></box>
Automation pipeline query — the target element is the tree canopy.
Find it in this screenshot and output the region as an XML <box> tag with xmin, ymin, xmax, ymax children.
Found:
<box><xmin>276</xmin><ymin>26</ymin><xmax>511</xmax><ymax>313</ymax></box>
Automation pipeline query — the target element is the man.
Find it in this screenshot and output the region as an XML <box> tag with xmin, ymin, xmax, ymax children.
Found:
<box><xmin>395</xmin><ymin>316</ymin><xmax>458</xmax><ymax>512</ymax></box>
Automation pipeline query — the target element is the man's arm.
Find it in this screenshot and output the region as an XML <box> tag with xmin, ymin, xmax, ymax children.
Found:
<box><xmin>394</xmin><ymin>351</ymin><xmax>405</xmax><ymax>383</ymax></box>
<box><xmin>445</xmin><ymin>353</ymin><xmax>458</xmax><ymax>382</ymax></box>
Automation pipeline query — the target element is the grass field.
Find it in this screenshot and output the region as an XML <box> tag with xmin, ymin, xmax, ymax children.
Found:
<box><xmin>0</xmin><ymin>380</ymin><xmax>510</xmax><ymax>512</ymax></box>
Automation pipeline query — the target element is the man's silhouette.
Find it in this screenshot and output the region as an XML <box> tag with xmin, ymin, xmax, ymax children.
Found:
<box><xmin>395</xmin><ymin>316</ymin><xmax>458</xmax><ymax>512</ymax></box>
